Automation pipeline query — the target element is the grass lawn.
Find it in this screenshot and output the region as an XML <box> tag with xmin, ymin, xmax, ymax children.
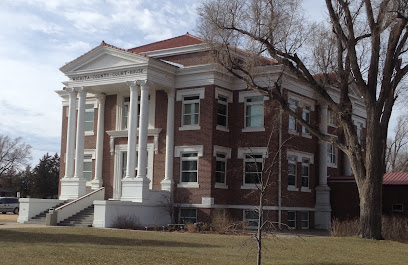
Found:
<box><xmin>0</xmin><ymin>227</ymin><xmax>407</xmax><ymax>265</ymax></box>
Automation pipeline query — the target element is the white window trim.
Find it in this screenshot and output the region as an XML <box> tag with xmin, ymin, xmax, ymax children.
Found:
<box><xmin>112</xmin><ymin>144</ymin><xmax>155</xmax><ymax>199</ymax></box>
<box><xmin>176</xmin><ymin>87</ymin><xmax>205</xmax><ymax>101</ymax></box>
<box><xmin>175</xmin><ymin>145</ymin><xmax>204</xmax><ymax>157</ymax></box>
<box><xmin>215</xmin><ymin>87</ymin><xmax>232</xmax><ymax>132</ymax></box>
<box><xmin>287</xmin><ymin>211</ymin><xmax>296</xmax><ymax>230</ymax></box>
<box><xmin>179</xmin><ymin>92</ymin><xmax>201</xmax><ymax>131</ymax></box>
<box><xmin>287</xmin><ymin>92</ymin><xmax>315</xmax><ymax>111</ymax></box>
<box><xmin>175</xmin><ymin>145</ymin><xmax>203</xmax><ymax>188</ymax></box>
<box><xmin>301</xmin><ymin>158</ymin><xmax>311</xmax><ymax>192</ymax></box>
<box><xmin>301</xmin><ymin>106</ymin><xmax>311</xmax><ymax>137</ymax></box>
<box><xmin>84</xmin><ymin>149</ymin><xmax>96</xmax><ymax>186</ymax></box>
<box><xmin>239</xmin><ymin>91</ymin><xmax>268</xmax><ymax>132</ymax></box>
<box><xmin>243</xmin><ymin>209</ymin><xmax>259</xmax><ymax>230</ymax></box>
<box><xmin>288</xmin><ymin>98</ymin><xmax>298</xmax><ymax>133</ymax></box>
<box><xmin>179</xmin><ymin>208</ymin><xmax>197</xmax><ymax>224</ymax></box>
<box><xmin>287</xmin><ymin>154</ymin><xmax>298</xmax><ymax>191</ymax></box>
<box><xmin>300</xmin><ymin>211</ymin><xmax>309</xmax><ymax>229</ymax></box>
<box><xmin>327</xmin><ymin>143</ymin><xmax>338</xmax><ymax>168</ymax></box>
<box><xmin>214</xmin><ymin>146</ymin><xmax>231</xmax><ymax>189</ymax></box>
<box><xmin>287</xmin><ymin>150</ymin><xmax>314</xmax><ymax>164</ymax></box>
<box><xmin>84</xmin><ymin>100</ymin><xmax>97</xmax><ymax>136</ymax></box>
<box><xmin>327</xmin><ymin>110</ymin><xmax>337</xmax><ymax>128</ymax></box>
<box><xmin>238</xmin><ymin>147</ymin><xmax>268</xmax><ymax>189</ymax></box>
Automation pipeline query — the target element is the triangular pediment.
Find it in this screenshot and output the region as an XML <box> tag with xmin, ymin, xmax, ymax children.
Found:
<box><xmin>75</xmin><ymin>54</ymin><xmax>142</xmax><ymax>71</ymax></box>
<box><xmin>60</xmin><ymin>45</ymin><xmax>149</xmax><ymax>74</ymax></box>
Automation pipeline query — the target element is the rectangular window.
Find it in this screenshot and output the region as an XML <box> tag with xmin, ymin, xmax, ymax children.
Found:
<box><xmin>122</xmin><ymin>97</ymin><xmax>140</xmax><ymax>130</ymax></box>
<box><xmin>288</xmin><ymin>155</ymin><xmax>297</xmax><ymax>186</ymax></box>
<box><xmin>217</xmin><ymin>95</ymin><xmax>228</xmax><ymax>127</ymax></box>
<box><xmin>85</xmin><ymin>104</ymin><xmax>94</xmax><ymax>132</ymax></box>
<box><xmin>244</xmin><ymin>154</ymin><xmax>263</xmax><ymax>184</ymax></box>
<box><xmin>302</xmin><ymin>106</ymin><xmax>310</xmax><ymax>135</ymax></box>
<box><xmin>179</xmin><ymin>208</ymin><xmax>197</xmax><ymax>224</ymax></box>
<box><xmin>327</xmin><ymin>144</ymin><xmax>337</xmax><ymax>166</ymax></box>
<box><xmin>392</xmin><ymin>204</ymin><xmax>403</xmax><ymax>213</ymax></box>
<box><xmin>301</xmin><ymin>158</ymin><xmax>309</xmax><ymax>188</ymax></box>
<box><xmin>181</xmin><ymin>152</ymin><xmax>198</xmax><ymax>183</ymax></box>
<box><xmin>301</xmin><ymin>211</ymin><xmax>309</xmax><ymax>229</ymax></box>
<box><xmin>245</xmin><ymin>96</ymin><xmax>264</xmax><ymax>128</ymax></box>
<box><xmin>328</xmin><ymin>110</ymin><xmax>337</xmax><ymax>127</ymax></box>
<box><xmin>215</xmin><ymin>153</ymin><xmax>227</xmax><ymax>184</ymax></box>
<box><xmin>288</xmin><ymin>99</ymin><xmax>297</xmax><ymax>131</ymax></box>
<box><xmin>182</xmin><ymin>96</ymin><xmax>200</xmax><ymax>126</ymax></box>
<box><xmin>244</xmin><ymin>210</ymin><xmax>259</xmax><ymax>229</ymax></box>
<box><xmin>356</xmin><ymin>122</ymin><xmax>363</xmax><ymax>144</ymax></box>
<box><xmin>83</xmin><ymin>154</ymin><xmax>93</xmax><ymax>181</ymax></box>
<box><xmin>287</xmin><ymin>211</ymin><xmax>296</xmax><ymax>229</ymax></box>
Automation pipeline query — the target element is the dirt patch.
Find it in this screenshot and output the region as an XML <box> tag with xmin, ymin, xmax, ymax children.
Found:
<box><xmin>0</xmin><ymin>213</ymin><xmax>18</xmax><ymax>223</ymax></box>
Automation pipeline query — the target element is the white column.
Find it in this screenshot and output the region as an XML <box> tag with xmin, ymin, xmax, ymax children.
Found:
<box><xmin>315</xmin><ymin>103</ymin><xmax>331</xmax><ymax>229</ymax></box>
<box><xmin>63</xmin><ymin>87</ymin><xmax>77</xmax><ymax>178</ymax></box>
<box><xmin>74</xmin><ymin>87</ymin><xmax>87</xmax><ymax>180</ymax></box>
<box><xmin>161</xmin><ymin>89</ymin><xmax>175</xmax><ymax>191</ymax></box>
<box><xmin>121</xmin><ymin>81</ymin><xmax>140</xmax><ymax>201</ymax></box>
<box><xmin>60</xmin><ymin>87</ymin><xmax>87</xmax><ymax>200</ymax></box>
<box><xmin>125</xmin><ymin>81</ymin><xmax>139</xmax><ymax>179</ymax></box>
<box><xmin>136</xmin><ymin>81</ymin><xmax>150</xmax><ymax>179</ymax></box>
<box><xmin>318</xmin><ymin>104</ymin><xmax>328</xmax><ymax>186</ymax></box>
<box><xmin>91</xmin><ymin>94</ymin><xmax>105</xmax><ymax>189</ymax></box>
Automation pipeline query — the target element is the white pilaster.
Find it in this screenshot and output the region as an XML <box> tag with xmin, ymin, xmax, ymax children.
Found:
<box><xmin>315</xmin><ymin>103</ymin><xmax>331</xmax><ymax>229</ymax></box>
<box><xmin>91</xmin><ymin>94</ymin><xmax>105</xmax><ymax>189</ymax></box>
<box><xmin>161</xmin><ymin>89</ymin><xmax>175</xmax><ymax>191</ymax></box>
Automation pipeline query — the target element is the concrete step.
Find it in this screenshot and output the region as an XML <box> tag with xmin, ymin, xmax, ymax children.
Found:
<box><xmin>58</xmin><ymin>205</ymin><xmax>94</xmax><ymax>227</ymax></box>
<box><xmin>26</xmin><ymin>200</ymin><xmax>69</xmax><ymax>225</ymax></box>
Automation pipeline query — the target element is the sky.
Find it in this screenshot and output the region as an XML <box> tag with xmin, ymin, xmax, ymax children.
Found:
<box><xmin>0</xmin><ymin>0</ymin><xmax>400</xmax><ymax>166</ymax></box>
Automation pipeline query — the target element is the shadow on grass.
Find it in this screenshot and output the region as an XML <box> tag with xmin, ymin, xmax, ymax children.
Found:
<box><xmin>0</xmin><ymin>229</ymin><xmax>215</xmax><ymax>248</ymax></box>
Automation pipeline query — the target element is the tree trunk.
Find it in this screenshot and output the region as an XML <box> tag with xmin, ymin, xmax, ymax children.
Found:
<box><xmin>359</xmin><ymin>176</ymin><xmax>383</xmax><ymax>239</ymax></box>
<box><xmin>357</xmin><ymin>115</ymin><xmax>386</xmax><ymax>240</ymax></box>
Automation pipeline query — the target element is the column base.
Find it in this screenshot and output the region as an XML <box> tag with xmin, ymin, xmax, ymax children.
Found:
<box><xmin>314</xmin><ymin>185</ymin><xmax>332</xmax><ymax>229</ymax></box>
<box><xmin>121</xmin><ymin>177</ymin><xmax>151</xmax><ymax>202</ymax></box>
<box><xmin>90</xmin><ymin>179</ymin><xmax>103</xmax><ymax>190</ymax></box>
<box><xmin>160</xmin><ymin>179</ymin><xmax>173</xmax><ymax>191</ymax></box>
<box><xmin>59</xmin><ymin>177</ymin><xmax>87</xmax><ymax>200</ymax></box>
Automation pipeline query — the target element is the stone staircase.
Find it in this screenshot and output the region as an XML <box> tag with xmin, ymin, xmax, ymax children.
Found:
<box><xmin>58</xmin><ymin>205</ymin><xmax>94</xmax><ymax>227</ymax></box>
<box><xmin>25</xmin><ymin>201</ymin><xmax>68</xmax><ymax>224</ymax></box>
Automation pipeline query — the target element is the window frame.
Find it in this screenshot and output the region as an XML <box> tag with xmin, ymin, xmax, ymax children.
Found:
<box><xmin>244</xmin><ymin>154</ymin><xmax>264</xmax><ymax>185</ymax></box>
<box><xmin>177</xmin><ymin>88</ymin><xmax>205</xmax><ymax>131</ymax></box>
<box><xmin>238</xmin><ymin>147</ymin><xmax>268</xmax><ymax>189</ymax></box>
<box><xmin>327</xmin><ymin>143</ymin><xmax>337</xmax><ymax>168</ymax></box>
<box><xmin>300</xmin><ymin>211</ymin><xmax>309</xmax><ymax>229</ymax></box>
<box><xmin>287</xmin><ymin>155</ymin><xmax>297</xmax><ymax>189</ymax></box>
<box><xmin>175</xmin><ymin>145</ymin><xmax>203</xmax><ymax>188</ymax></box>
<box><xmin>213</xmin><ymin>145</ymin><xmax>231</xmax><ymax>189</ymax></box>
<box><xmin>301</xmin><ymin>158</ymin><xmax>310</xmax><ymax>190</ymax></box>
<box><xmin>83</xmin><ymin>154</ymin><xmax>93</xmax><ymax>182</ymax></box>
<box><xmin>288</xmin><ymin>99</ymin><xmax>298</xmax><ymax>133</ymax></box>
<box><xmin>244</xmin><ymin>210</ymin><xmax>260</xmax><ymax>229</ymax></box>
<box><xmin>301</xmin><ymin>105</ymin><xmax>311</xmax><ymax>136</ymax></box>
<box><xmin>327</xmin><ymin>110</ymin><xmax>337</xmax><ymax>127</ymax></box>
<box><xmin>179</xmin><ymin>208</ymin><xmax>197</xmax><ymax>224</ymax></box>
<box><xmin>182</xmin><ymin>95</ymin><xmax>200</xmax><ymax>127</ymax></box>
<box><xmin>180</xmin><ymin>152</ymin><xmax>199</xmax><ymax>184</ymax></box>
<box><xmin>244</xmin><ymin>96</ymin><xmax>264</xmax><ymax>129</ymax></box>
<box><xmin>287</xmin><ymin>211</ymin><xmax>296</xmax><ymax>229</ymax></box>
<box><xmin>392</xmin><ymin>204</ymin><xmax>403</xmax><ymax>213</ymax></box>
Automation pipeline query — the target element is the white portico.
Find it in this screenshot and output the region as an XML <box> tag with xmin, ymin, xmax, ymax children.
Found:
<box><xmin>58</xmin><ymin>41</ymin><xmax>178</xmax><ymax>202</ymax></box>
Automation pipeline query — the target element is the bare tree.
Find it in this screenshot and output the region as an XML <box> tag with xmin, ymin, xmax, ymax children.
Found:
<box><xmin>197</xmin><ymin>0</ymin><xmax>408</xmax><ymax>239</ymax></box>
<box><xmin>0</xmin><ymin>135</ymin><xmax>31</xmax><ymax>177</ymax></box>
<box><xmin>386</xmin><ymin>115</ymin><xmax>408</xmax><ymax>172</ymax></box>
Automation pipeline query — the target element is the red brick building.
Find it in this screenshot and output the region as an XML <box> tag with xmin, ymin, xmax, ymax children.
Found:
<box><xmin>51</xmin><ymin>34</ymin><xmax>367</xmax><ymax>229</ymax></box>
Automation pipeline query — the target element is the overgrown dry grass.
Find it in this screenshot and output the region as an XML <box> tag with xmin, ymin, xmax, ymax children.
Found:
<box><xmin>0</xmin><ymin>213</ymin><xmax>18</xmax><ymax>225</ymax></box>
<box><xmin>0</xmin><ymin>227</ymin><xmax>407</xmax><ymax>265</ymax></box>
<box><xmin>331</xmin><ymin>216</ymin><xmax>408</xmax><ymax>242</ymax></box>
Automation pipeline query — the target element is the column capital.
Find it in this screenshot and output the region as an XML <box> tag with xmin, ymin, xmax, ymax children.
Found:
<box><xmin>96</xmin><ymin>93</ymin><xmax>106</xmax><ymax>104</ymax></box>
<box><xmin>136</xmin><ymin>80</ymin><xmax>152</xmax><ymax>90</ymax></box>
<box><xmin>64</xmin><ymin>87</ymin><xmax>77</xmax><ymax>95</ymax></box>
<box><xmin>74</xmin><ymin>86</ymin><xmax>89</xmax><ymax>96</ymax></box>
<box><xmin>164</xmin><ymin>88</ymin><xmax>175</xmax><ymax>98</ymax></box>
<box><xmin>320</xmin><ymin>103</ymin><xmax>328</xmax><ymax>110</ymax></box>
<box><xmin>126</xmin><ymin>81</ymin><xmax>137</xmax><ymax>89</ymax></box>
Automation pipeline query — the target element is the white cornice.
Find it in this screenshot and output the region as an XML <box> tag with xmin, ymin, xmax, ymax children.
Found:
<box><xmin>141</xmin><ymin>43</ymin><xmax>210</xmax><ymax>58</ymax></box>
